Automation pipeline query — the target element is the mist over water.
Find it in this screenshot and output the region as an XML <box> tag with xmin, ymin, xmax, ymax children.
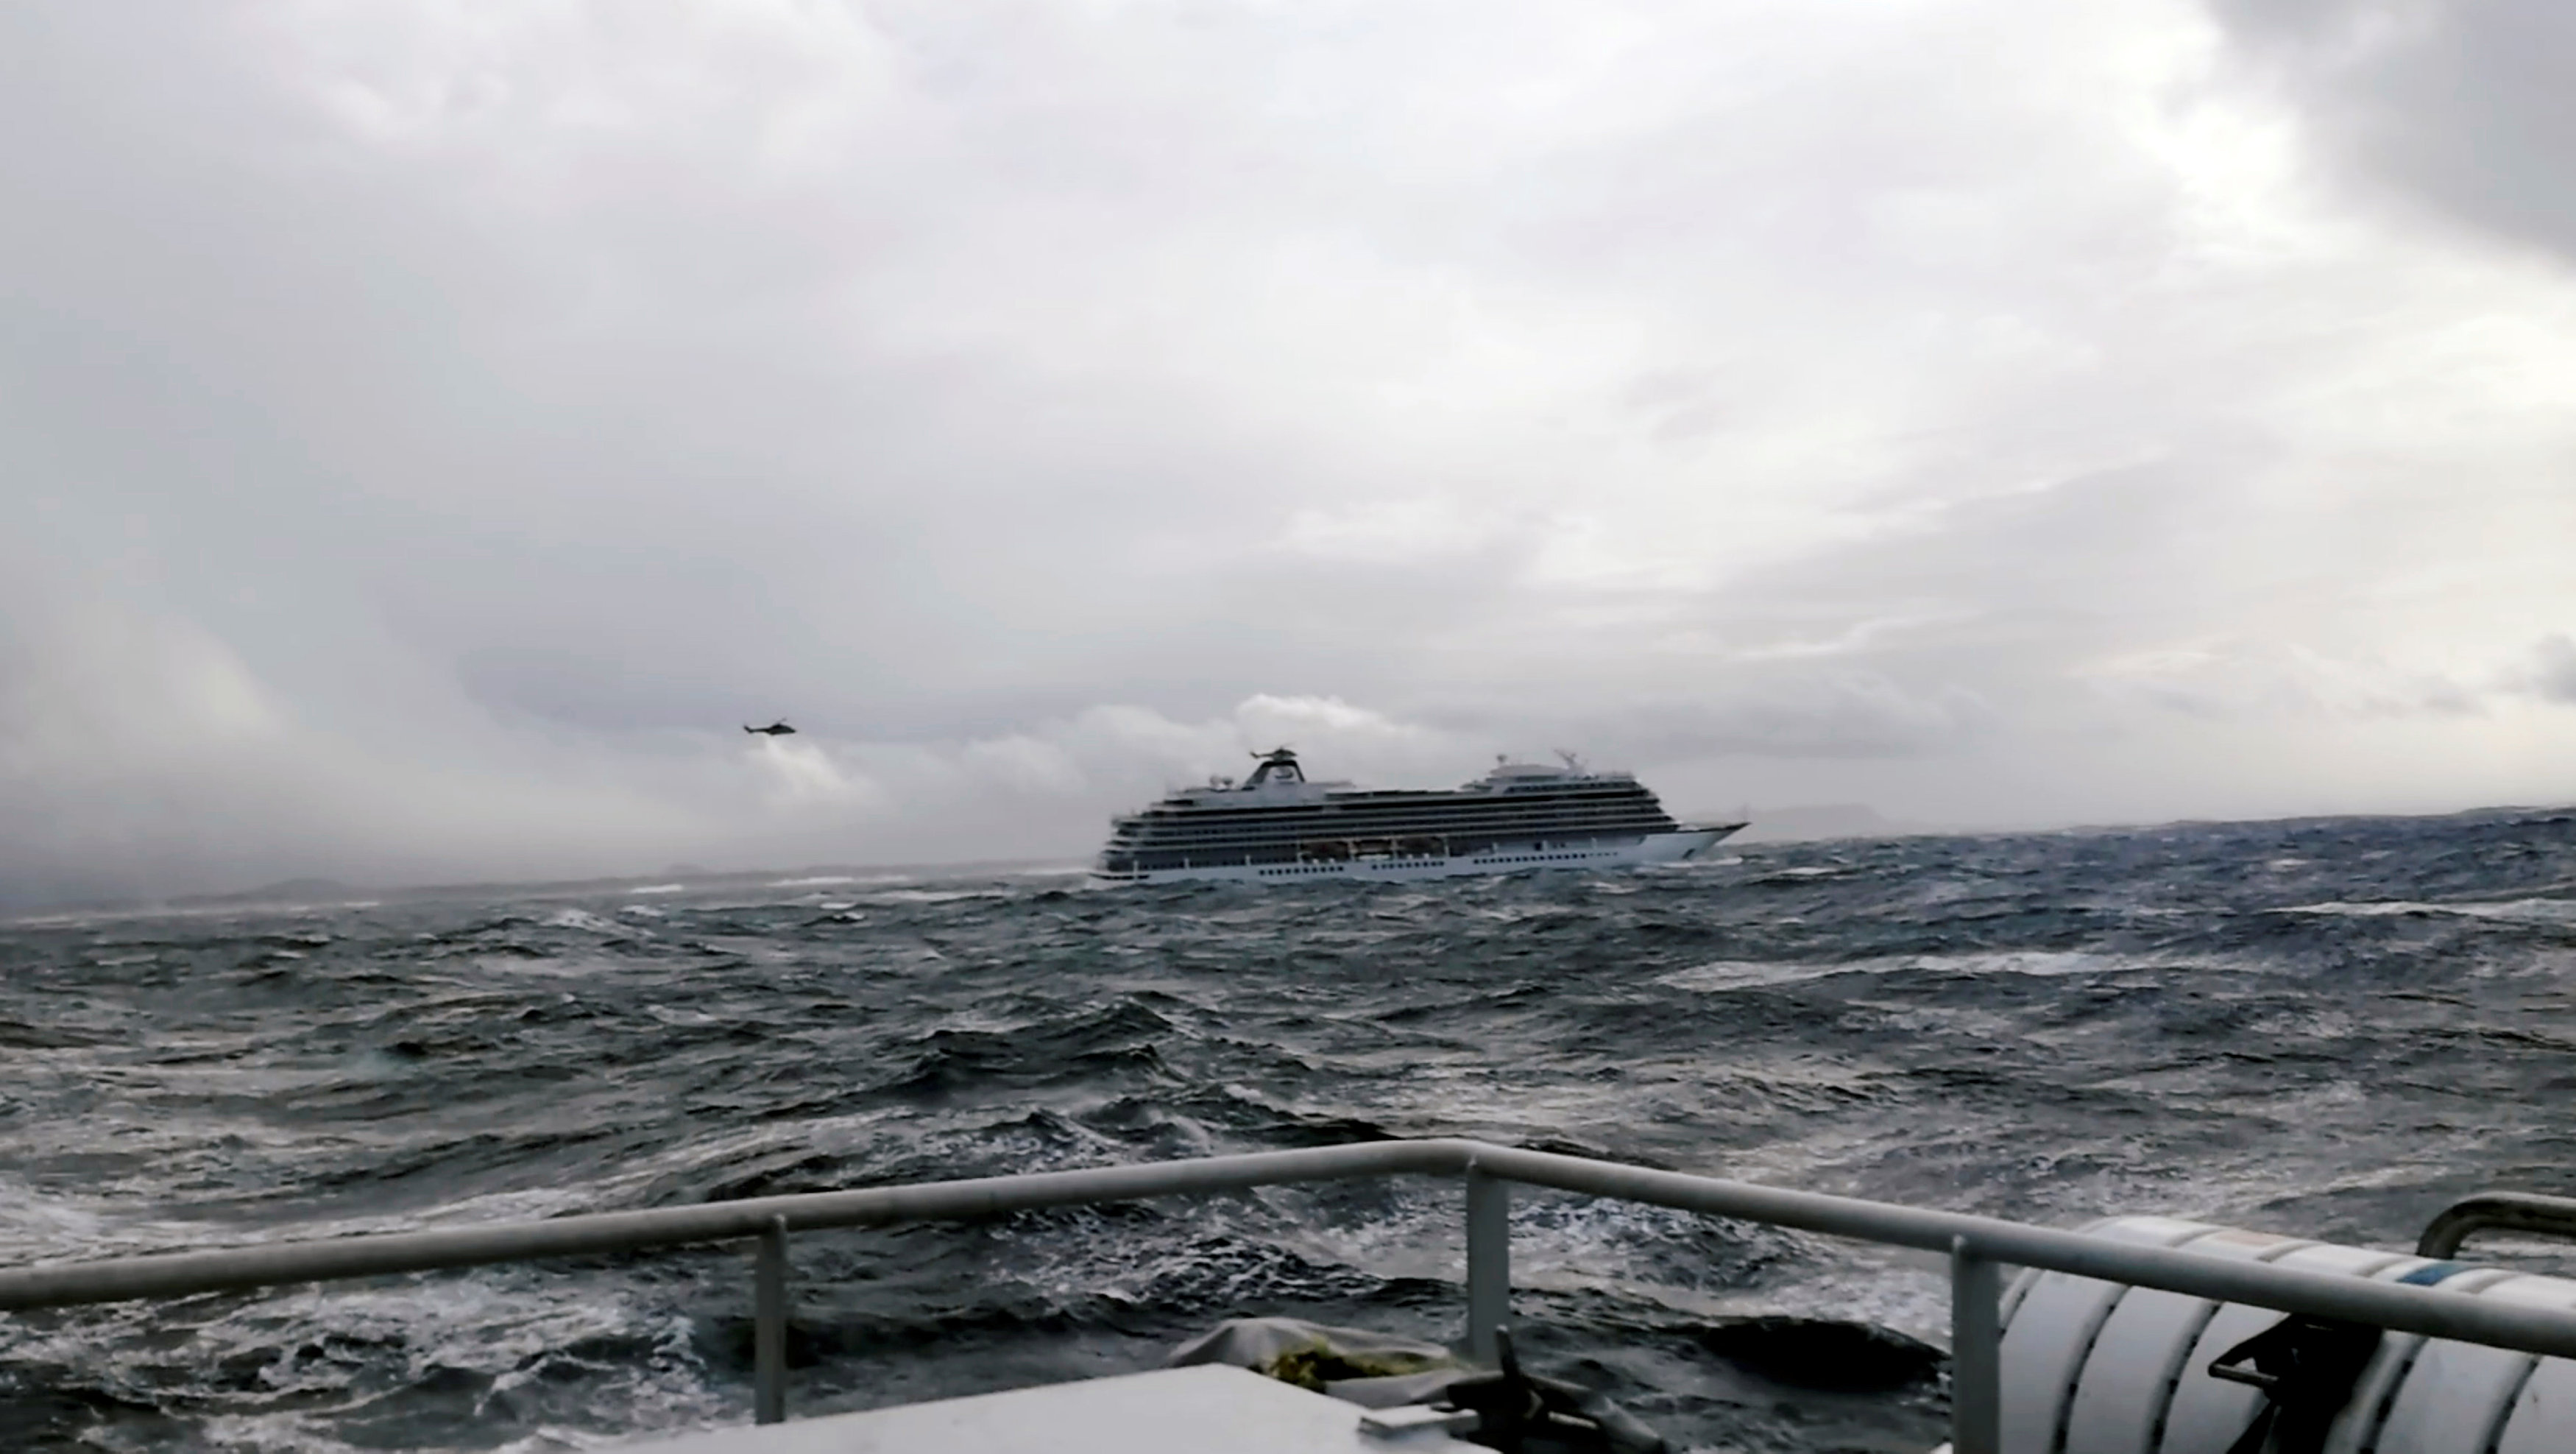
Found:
<box><xmin>4</xmin><ymin>807</ymin><xmax>2575</xmax><ymax>1453</ymax></box>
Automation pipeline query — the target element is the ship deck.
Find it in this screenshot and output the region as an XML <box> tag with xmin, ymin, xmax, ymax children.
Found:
<box><xmin>609</xmin><ymin>1365</ymin><xmax>1475</xmax><ymax>1453</ymax></box>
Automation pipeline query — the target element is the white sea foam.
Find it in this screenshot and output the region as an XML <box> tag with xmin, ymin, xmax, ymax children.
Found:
<box><xmin>1657</xmin><ymin>959</ymin><xmax>1852</xmax><ymax>992</ymax></box>
<box><xmin>625</xmin><ymin>883</ymin><xmax>687</xmax><ymax>895</ymax></box>
<box><xmin>0</xmin><ymin>1178</ymin><xmax>110</xmax><ymax>1258</ymax></box>
<box><xmin>1659</xmin><ymin>948</ymin><xmax>2190</xmax><ymax>994</ymax></box>
<box><xmin>0</xmin><ymin>1176</ymin><xmax>286</xmax><ymax>1265</ymax></box>
<box><xmin>542</xmin><ymin>908</ymin><xmax>618</xmax><ymax>932</ymax></box>
<box><xmin>174</xmin><ymin>1280</ymin><xmax>723</xmax><ymax>1453</ymax></box>
<box><xmin>866</xmin><ymin>887</ymin><xmax>1006</xmax><ymax>905</ymax></box>
<box><xmin>1915</xmin><ymin>949</ymin><xmax>2151</xmax><ymax>977</ymax></box>
<box><xmin>778</xmin><ymin>872</ymin><xmax>915</xmax><ymax>890</ymax></box>
<box><xmin>2279</xmin><ymin>897</ymin><xmax>2576</xmax><ymax>925</ymax></box>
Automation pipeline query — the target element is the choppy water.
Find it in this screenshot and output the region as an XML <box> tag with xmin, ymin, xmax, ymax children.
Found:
<box><xmin>6</xmin><ymin>807</ymin><xmax>2576</xmax><ymax>1453</ymax></box>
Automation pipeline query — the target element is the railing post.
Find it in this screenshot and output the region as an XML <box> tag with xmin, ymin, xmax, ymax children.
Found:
<box><xmin>1950</xmin><ymin>1235</ymin><xmax>2000</xmax><ymax>1454</ymax></box>
<box><xmin>1465</xmin><ymin>1162</ymin><xmax>1510</xmax><ymax>1366</ymax></box>
<box><xmin>755</xmin><ymin>1215</ymin><xmax>790</xmax><ymax>1426</ymax></box>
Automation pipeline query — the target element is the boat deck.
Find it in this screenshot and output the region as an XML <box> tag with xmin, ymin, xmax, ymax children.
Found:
<box><xmin>610</xmin><ymin>1365</ymin><xmax>1476</xmax><ymax>1453</ymax></box>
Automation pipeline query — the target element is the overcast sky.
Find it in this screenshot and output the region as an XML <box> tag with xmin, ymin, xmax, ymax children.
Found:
<box><xmin>4</xmin><ymin>0</ymin><xmax>2572</xmax><ymax>904</ymax></box>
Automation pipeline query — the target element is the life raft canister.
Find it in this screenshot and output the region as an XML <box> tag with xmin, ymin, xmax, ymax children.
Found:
<box><xmin>1991</xmin><ymin>1215</ymin><xmax>2576</xmax><ymax>1454</ymax></box>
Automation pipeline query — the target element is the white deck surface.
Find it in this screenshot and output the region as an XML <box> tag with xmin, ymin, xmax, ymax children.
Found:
<box><xmin>610</xmin><ymin>1365</ymin><xmax>1476</xmax><ymax>1454</ymax></box>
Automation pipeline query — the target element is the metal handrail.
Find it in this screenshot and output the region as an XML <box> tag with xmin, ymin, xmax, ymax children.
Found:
<box><xmin>2417</xmin><ymin>1190</ymin><xmax>2576</xmax><ymax>1259</ymax></box>
<box><xmin>7</xmin><ymin>1138</ymin><xmax>2576</xmax><ymax>1454</ymax></box>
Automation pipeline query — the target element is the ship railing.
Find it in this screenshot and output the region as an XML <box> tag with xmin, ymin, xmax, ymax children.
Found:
<box><xmin>9</xmin><ymin>1138</ymin><xmax>2576</xmax><ymax>1454</ymax></box>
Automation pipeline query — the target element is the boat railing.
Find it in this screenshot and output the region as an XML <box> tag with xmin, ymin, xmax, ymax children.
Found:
<box><xmin>2415</xmin><ymin>1189</ymin><xmax>2576</xmax><ymax>1259</ymax></box>
<box><xmin>8</xmin><ymin>1138</ymin><xmax>2576</xmax><ymax>1453</ymax></box>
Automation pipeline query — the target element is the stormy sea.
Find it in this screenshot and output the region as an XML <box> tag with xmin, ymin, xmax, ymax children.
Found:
<box><xmin>6</xmin><ymin>807</ymin><xmax>2576</xmax><ymax>1453</ymax></box>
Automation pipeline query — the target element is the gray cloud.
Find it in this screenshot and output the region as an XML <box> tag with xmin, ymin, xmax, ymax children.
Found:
<box><xmin>2529</xmin><ymin>637</ymin><xmax>2576</xmax><ymax>705</ymax></box>
<box><xmin>4</xmin><ymin>1</ymin><xmax>2574</xmax><ymax>906</ymax></box>
<box><xmin>2206</xmin><ymin>0</ymin><xmax>2576</xmax><ymax>263</ymax></box>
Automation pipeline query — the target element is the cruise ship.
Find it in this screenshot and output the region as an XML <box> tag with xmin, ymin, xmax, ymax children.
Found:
<box><xmin>1092</xmin><ymin>749</ymin><xmax>1742</xmax><ymax>885</ymax></box>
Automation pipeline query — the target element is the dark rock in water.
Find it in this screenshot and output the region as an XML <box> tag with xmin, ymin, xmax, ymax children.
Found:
<box><xmin>1692</xmin><ymin>1317</ymin><xmax>1943</xmax><ymax>1391</ymax></box>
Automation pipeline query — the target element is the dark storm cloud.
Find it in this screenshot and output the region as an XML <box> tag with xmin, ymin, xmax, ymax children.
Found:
<box><xmin>2207</xmin><ymin>0</ymin><xmax>2576</xmax><ymax>262</ymax></box>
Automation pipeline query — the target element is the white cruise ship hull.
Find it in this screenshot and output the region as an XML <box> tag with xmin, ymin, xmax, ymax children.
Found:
<box><xmin>1091</xmin><ymin>827</ymin><xmax>1736</xmax><ymax>886</ymax></box>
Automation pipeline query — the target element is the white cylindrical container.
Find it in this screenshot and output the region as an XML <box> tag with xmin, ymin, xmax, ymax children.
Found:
<box><xmin>1994</xmin><ymin>1216</ymin><xmax>2576</xmax><ymax>1454</ymax></box>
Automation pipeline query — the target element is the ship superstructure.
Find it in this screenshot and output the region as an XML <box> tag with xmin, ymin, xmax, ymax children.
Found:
<box><xmin>1092</xmin><ymin>749</ymin><xmax>1740</xmax><ymax>884</ymax></box>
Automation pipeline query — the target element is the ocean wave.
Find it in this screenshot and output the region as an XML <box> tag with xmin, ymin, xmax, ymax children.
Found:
<box><xmin>861</xmin><ymin>887</ymin><xmax>1010</xmax><ymax>906</ymax></box>
<box><xmin>2278</xmin><ymin>896</ymin><xmax>2576</xmax><ymax>925</ymax></box>
<box><xmin>6</xmin><ymin>804</ymin><xmax>2574</xmax><ymax>1450</ymax></box>
<box><xmin>1655</xmin><ymin>947</ymin><xmax>2207</xmax><ymax>993</ymax></box>
<box><xmin>539</xmin><ymin>908</ymin><xmax>619</xmax><ymax>933</ymax></box>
